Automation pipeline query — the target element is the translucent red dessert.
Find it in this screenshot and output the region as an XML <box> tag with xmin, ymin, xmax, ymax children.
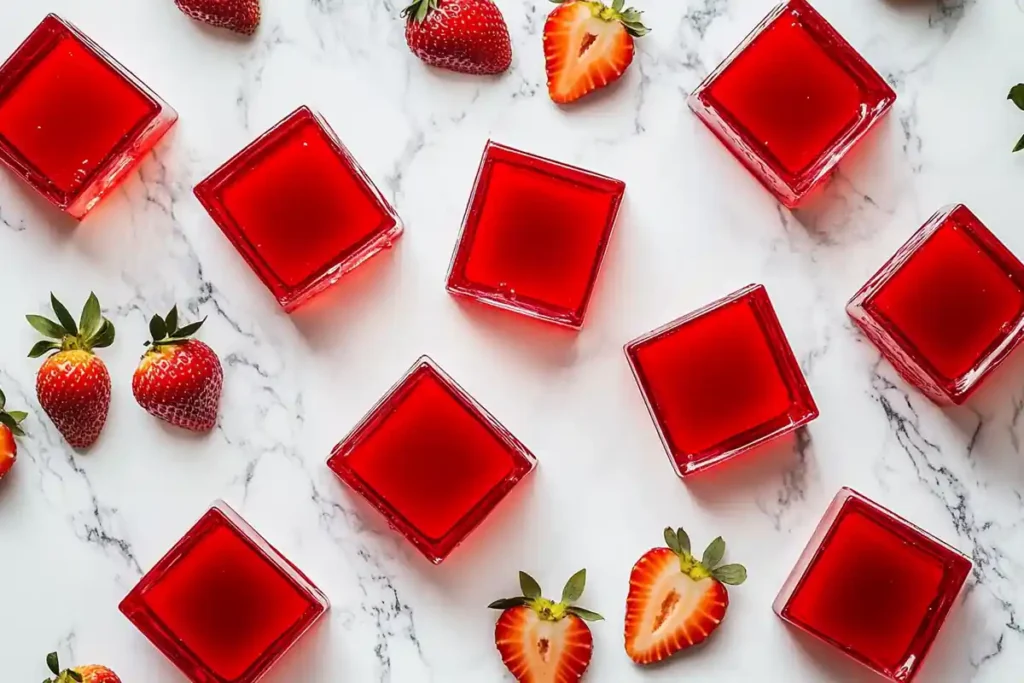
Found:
<box><xmin>446</xmin><ymin>141</ymin><xmax>625</xmax><ymax>329</ymax></box>
<box><xmin>327</xmin><ymin>356</ymin><xmax>536</xmax><ymax>563</ymax></box>
<box><xmin>688</xmin><ymin>0</ymin><xmax>895</xmax><ymax>207</ymax></box>
<box><xmin>0</xmin><ymin>14</ymin><xmax>177</xmax><ymax>219</ymax></box>
<box><xmin>775</xmin><ymin>488</ymin><xmax>972</xmax><ymax>682</ymax></box>
<box><xmin>120</xmin><ymin>501</ymin><xmax>329</xmax><ymax>682</ymax></box>
<box><xmin>194</xmin><ymin>106</ymin><xmax>401</xmax><ymax>311</ymax></box>
<box><xmin>625</xmin><ymin>284</ymin><xmax>817</xmax><ymax>477</ymax></box>
<box><xmin>848</xmin><ymin>205</ymin><xmax>1024</xmax><ymax>405</ymax></box>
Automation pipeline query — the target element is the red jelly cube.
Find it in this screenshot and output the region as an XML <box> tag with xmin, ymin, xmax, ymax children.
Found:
<box><xmin>446</xmin><ymin>141</ymin><xmax>625</xmax><ymax>329</ymax></box>
<box><xmin>327</xmin><ymin>356</ymin><xmax>536</xmax><ymax>563</ymax></box>
<box><xmin>0</xmin><ymin>14</ymin><xmax>177</xmax><ymax>219</ymax></box>
<box><xmin>195</xmin><ymin>106</ymin><xmax>401</xmax><ymax>311</ymax></box>
<box><xmin>625</xmin><ymin>284</ymin><xmax>817</xmax><ymax>477</ymax></box>
<box><xmin>848</xmin><ymin>205</ymin><xmax>1024</xmax><ymax>405</ymax></box>
<box><xmin>688</xmin><ymin>0</ymin><xmax>895</xmax><ymax>207</ymax></box>
<box><xmin>119</xmin><ymin>501</ymin><xmax>329</xmax><ymax>683</ymax></box>
<box><xmin>774</xmin><ymin>488</ymin><xmax>972</xmax><ymax>682</ymax></box>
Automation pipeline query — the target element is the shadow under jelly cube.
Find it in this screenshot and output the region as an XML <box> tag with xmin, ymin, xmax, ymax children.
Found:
<box><xmin>848</xmin><ymin>205</ymin><xmax>1024</xmax><ymax>405</ymax></box>
<box><xmin>327</xmin><ymin>356</ymin><xmax>536</xmax><ymax>563</ymax></box>
<box><xmin>0</xmin><ymin>14</ymin><xmax>177</xmax><ymax>219</ymax></box>
<box><xmin>774</xmin><ymin>488</ymin><xmax>972</xmax><ymax>682</ymax></box>
<box><xmin>446</xmin><ymin>141</ymin><xmax>625</xmax><ymax>329</ymax></box>
<box><xmin>195</xmin><ymin>106</ymin><xmax>401</xmax><ymax>311</ymax></box>
<box><xmin>625</xmin><ymin>284</ymin><xmax>817</xmax><ymax>478</ymax></box>
<box><xmin>119</xmin><ymin>501</ymin><xmax>329</xmax><ymax>683</ymax></box>
<box><xmin>688</xmin><ymin>0</ymin><xmax>895</xmax><ymax>208</ymax></box>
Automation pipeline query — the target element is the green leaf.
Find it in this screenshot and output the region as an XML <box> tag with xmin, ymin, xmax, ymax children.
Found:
<box><xmin>612</xmin><ymin>0</ymin><xmax>624</xmax><ymax>11</ymax></box>
<box><xmin>165</xmin><ymin>305</ymin><xmax>179</xmax><ymax>335</ymax></box>
<box><xmin>702</xmin><ymin>536</ymin><xmax>725</xmax><ymax>569</ymax></box>
<box><xmin>175</xmin><ymin>318</ymin><xmax>206</xmax><ymax>339</ymax></box>
<box><xmin>1014</xmin><ymin>133</ymin><xmax>1024</xmax><ymax>153</ymax></box>
<box><xmin>0</xmin><ymin>387</ymin><xmax>5</xmax><ymax>410</ymax></box>
<box><xmin>47</xmin><ymin>652</ymin><xmax>60</xmax><ymax>675</ymax></box>
<box><xmin>79</xmin><ymin>292</ymin><xmax>102</xmax><ymax>339</ymax></box>
<box><xmin>1009</xmin><ymin>84</ymin><xmax>1024</xmax><ymax>111</ymax></box>
<box><xmin>26</xmin><ymin>315</ymin><xmax>66</xmax><ymax>339</ymax></box>
<box><xmin>149</xmin><ymin>314</ymin><xmax>167</xmax><ymax>342</ymax></box>
<box><xmin>415</xmin><ymin>0</ymin><xmax>430</xmax><ymax>22</ymax></box>
<box><xmin>712</xmin><ymin>564</ymin><xmax>747</xmax><ymax>586</ymax></box>
<box><xmin>676</xmin><ymin>527</ymin><xmax>691</xmax><ymax>554</ymax></box>
<box><xmin>664</xmin><ymin>527</ymin><xmax>681</xmax><ymax>554</ymax></box>
<box><xmin>50</xmin><ymin>294</ymin><xmax>77</xmax><ymax>337</ymax></box>
<box><xmin>8</xmin><ymin>411</ymin><xmax>28</xmax><ymax>423</ymax></box>
<box><xmin>566</xmin><ymin>606</ymin><xmax>604</xmax><ymax>622</ymax></box>
<box><xmin>487</xmin><ymin>597</ymin><xmax>530</xmax><ymax>610</ymax></box>
<box><xmin>90</xmin><ymin>320</ymin><xmax>116</xmax><ymax>349</ymax></box>
<box><xmin>561</xmin><ymin>569</ymin><xmax>587</xmax><ymax>603</ymax></box>
<box><xmin>519</xmin><ymin>571</ymin><xmax>542</xmax><ymax>599</ymax></box>
<box><xmin>28</xmin><ymin>341</ymin><xmax>59</xmax><ymax>358</ymax></box>
<box><xmin>68</xmin><ymin>671</ymin><xmax>83</xmax><ymax>683</ymax></box>
<box><xmin>0</xmin><ymin>412</ymin><xmax>16</xmax><ymax>430</ymax></box>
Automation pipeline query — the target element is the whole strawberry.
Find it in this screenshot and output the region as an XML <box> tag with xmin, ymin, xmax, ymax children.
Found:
<box><xmin>175</xmin><ymin>0</ymin><xmax>260</xmax><ymax>35</ymax></box>
<box><xmin>27</xmin><ymin>293</ymin><xmax>114</xmax><ymax>450</ymax></box>
<box><xmin>44</xmin><ymin>651</ymin><xmax>121</xmax><ymax>683</ymax></box>
<box><xmin>625</xmin><ymin>527</ymin><xmax>746</xmax><ymax>664</ymax></box>
<box><xmin>489</xmin><ymin>569</ymin><xmax>603</xmax><ymax>682</ymax></box>
<box><xmin>402</xmin><ymin>0</ymin><xmax>512</xmax><ymax>75</ymax></box>
<box><xmin>0</xmin><ymin>386</ymin><xmax>27</xmax><ymax>481</ymax></box>
<box><xmin>133</xmin><ymin>306</ymin><xmax>223</xmax><ymax>432</ymax></box>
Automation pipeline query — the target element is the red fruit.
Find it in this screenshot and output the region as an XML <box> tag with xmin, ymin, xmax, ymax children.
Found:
<box><xmin>490</xmin><ymin>570</ymin><xmax>603</xmax><ymax>683</ymax></box>
<box><xmin>44</xmin><ymin>652</ymin><xmax>121</xmax><ymax>683</ymax></box>
<box><xmin>0</xmin><ymin>386</ymin><xmax>28</xmax><ymax>481</ymax></box>
<box><xmin>544</xmin><ymin>0</ymin><xmax>649</xmax><ymax>104</ymax></box>
<box><xmin>175</xmin><ymin>0</ymin><xmax>260</xmax><ymax>35</ymax></box>
<box><xmin>133</xmin><ymin>306</ymin><xmax>223</xmax><ymax>433</ymax></box>
<box><xmin>624</xmin><ymin>527</ymin><xmax>747</xmax><ymax>665</ymax></box>
<box><xmin>27</xmin><ymin>294</ymin><xmax>115</xmax><ymax>450</ymax></box>
<box><xmin>402</xmin><ymin>0</ymin><xmax>512</xmax><ymax>75</ymax></box>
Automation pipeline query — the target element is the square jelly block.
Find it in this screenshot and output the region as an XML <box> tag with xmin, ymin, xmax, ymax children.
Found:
<box><xmin>195</xmin><ymin>106</ymin><xmax>401</xmax><ymax>311</ymax></box>
<box><xmin>688</xmin><ymin>0</ymin><xmax>895</xmax><ymax>207</ymax></box>
<box><xmin>625</xmin><ymin>284</ymin><xmax>817</xmax><ymax>477</ymax></box>
<box><xmin>0</xmin><ymin>14</ymin><xmax>177</xmax><ymax>219</ymax></box>
<box><xmin>446</xmin><ymin>141</ymin><xmax>625</xmax><ymax>329</ymax></box>
<box><xmin>327</xmin><ymin>356</ymin><xmax>536</xmax><ymax>563</ymax></box>
<box><xmin>848</xmin><ymin>205</ymin><xmax>1024</xmax><ymax>405</ymax></box>
<box><xmin>120</xmin><ymin>501</ymin><xmax>329</xmax><ymax>683</ymax></box>
<box><xmin>774</xmin><ymin>488</ymin><xmax>972</xmax><ymax>682</ymax></box>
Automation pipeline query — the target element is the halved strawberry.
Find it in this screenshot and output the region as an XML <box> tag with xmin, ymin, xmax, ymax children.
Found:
<box><xmin>544</xmin><ymin>0</ymin><xmax>649</xmax><ymax>104</ymax></box>
<box><xmin>624</xmin><ymin>527</ymin><xmax>746</xmax><ymax>665</ymax></box>
<box><xmin>489</xmin><ymin>569</ymin><xmax>604</xmax><ymax>682</ymax></box>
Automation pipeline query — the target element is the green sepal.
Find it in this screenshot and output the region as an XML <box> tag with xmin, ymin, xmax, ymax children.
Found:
<box><xmin>46</xmin><ymin>652</ymin><xmax>60</xmax><ymax>675</ymax></box>
<box><xmin>28</xmin><ymin>294</ymin><xmax>114</xmax><ymax>357</ymax></box>
<box><xmin>519</xmin><ymin>571</ymin><xmax>542</xmax><ymax>599</ymax></box>
<box><xmin>50</xmin><ymin>293</ymin><xmax>77</xmax><ymax>336</ymax></box>
<box><xmin>565</xmin><ymin>605</ymin><xmax>604</xmax><ymax>621</ymax></box>
<box><xmin>561</xmin><ymin>568</ymin><xmax>587</xmax><ymax>603</ymax></box>
<box><xmin>487</xmin><ymin>596</ymin><xmax>531</xmax><ymax>610</ymax></box>
<box><xmin>401</xmin><ymin>0</ymin><xmax>437</xmax><ymax>22</ymax></box>
<box><xmin>702</xmin><ymin>536</ymin><xmax>726</xmax><ymax>569</ymax></box>
<box><xmin>79</xmin><ymin>293</ymin><xmax>102</xmax><ymax>340</ymax></box>
<box><xmin>165</xmin><ymin>305</ymin><xmax>179</xmax><ymax>334</ymax></box>
<box><xmin>150</xmin><ymin>314</ymin><xmax>167</xmax><ymax>342</ymax></box>
<box><xmin>28</xmin><ymin>341</ymin><xmax>60</xmax><ymax>358</ymax></box>
<box><xmin>1014</xmin><ymin>133</ymin><xmax>1024</xmax><ymax>153</ymax></box>
<box><xmin>26</xmin><ymin>315</ymin><xmax>65</xmax><ymax>339</ymax></box>
<box><xmin>712</xmin><ymin>563</ymin><xmax>747</xmax><ymax>586</ymax></box>
<box><xmin>1009</xmin><ymin>84</ymin><xmax>1024</xmax><ymax>111</ymax></box>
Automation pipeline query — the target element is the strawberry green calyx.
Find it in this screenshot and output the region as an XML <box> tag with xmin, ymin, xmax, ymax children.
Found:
<box><xmin>488</xmin><ymin>569</ymin><xmax>604</xmax><ymax>622</ymax></box>
<box><xmin>0</xmin><ymin>386</ymin><xmax>27</xmax><ymax>437</ymax></box>
<box><xmin>401</xmin><ymin>0</ymin><xmax>439</xmax><ymax>23</ymax></box>
<box><xmin>550</xmin><ymin>0</ymin><xmax>650</xmax><ymax>37</ymax></box>
<box><xmin>26</xmin><ymin>293</ymin><xmax>115</xmax><ymax>359</ymax></box>
<box><xmin>145</xmin><ymin>305</ymin><xmax>207</xmax><ymax>350</ymax></box>
<box><xmin>1009</xmin><ymin>84</ymin><xmax>1024</xmax><ymax>152</ymax></box>
<box><xmin>663</xmin><ymin>527</ymin><xmax>747</xmax><ymax>585</ymax></box>
<box><xmin>44</xmin><ymin>651</ymin><xmax>84</xmax><ymax>683</ymax></box>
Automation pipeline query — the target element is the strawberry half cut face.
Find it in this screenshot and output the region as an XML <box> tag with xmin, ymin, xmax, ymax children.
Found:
<box><xmin>490</xmin><ymin>570</ymin><xmax>604</xmax><ymax>683</ymax></box>
<box><xmin>625</xmin><ymin>528</ymin><xmax>746</xmax><ymax>665</ymax></box>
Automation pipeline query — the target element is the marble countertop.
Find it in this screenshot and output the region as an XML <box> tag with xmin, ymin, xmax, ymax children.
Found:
<box><xmin>1</xmin><ymin>0</ymin><xmax>1023</xmax><ymax>681</ymax></box>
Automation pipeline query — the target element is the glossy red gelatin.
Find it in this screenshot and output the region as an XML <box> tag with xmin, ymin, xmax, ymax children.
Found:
<box><xmin>0</xmin><ymin>14</ymin><xmax>177</xmax><ymax>219</ymax></box>
<box><xmin>848</xmin><ymin>205</ymin><xmax>1024</xmax><ymax>405</ymax></box>
<box><xmin>625</xmin><ymin>284</ymin><xmax>817</xmax><ymax>477</ymax></box>
<box><xmin>688</xmin><ymin>0</ymin><xmax>895</xmax><ymax>207</ymax></box>
<box><xmin>120</xmin><ymin>501</ymin><xmax>329</xmax><ymax>683</ymax></box>
<box><xmin>327</xmin><ymin>356</ymin><xmax>536</xmax><ymax>563</ymax></box>
<box><xmin>446</xmin><ymin>141</ymin><xmax>625</xmax><ymax>329</ymax></box>
<box><xmin>774</xmin><ymin>488</ymin><xmax>972</xmax><ymax>682</ymax></box>
<box><xmin>195</xmin><ymin>106</ymin><xmax>401</xmax><ymax>311</ymax></box>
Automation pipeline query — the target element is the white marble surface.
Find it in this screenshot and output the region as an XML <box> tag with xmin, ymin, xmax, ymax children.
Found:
<box><xmin>1</xmin><ymin>0</ymin><xmax>1023</xmax><ymax>681</ymax></box>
